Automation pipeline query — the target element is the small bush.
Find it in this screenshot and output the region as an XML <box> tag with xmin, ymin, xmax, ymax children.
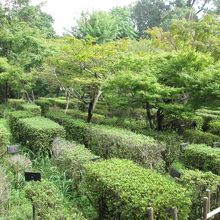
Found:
<box><xmin>184</xmin><ymin>129</ymin><xmax>220</xmax><ymax>146</ymax></box>
<box><xmin>46</xmin><ymin>111</ymin><xmax>165</xmax><ymax>170</ymax></box>
<box><xmin>0</xmin><ymin>119</ymin><xmax>10</xmax><ymax>155</ymax></box>
<box><xmin>7</xmin><ymin>110</ymin><xmax>38</xmax><ymax>142</ymax></box>
<box><xmin>52</xmin><ymin>138</ymin><xmax>99</xmax><ymax>189</ymax></box>
<box><xmin>179</xmin><ymin>169</ymin><xmax>220</xmax><ymax>219</ymax></box>
<box><xmin>24</xmin><ymin>179</ymin><xmax>86</xmax><ymax>219</ymax></box>
<box><xmin>35</xmin><ymin>99</ymin><xmax>50</xmax><ymax>115</ymax></box>
<box><xmin>17</xmin><ymin>117</ymin><xmax>65</xmax><ymax>154</ymax></box>
<box><xmin>209</xmin><ymin>121</ymin><xmax>220</xmax><ymax>136</ymax></box>
<box><xmin>181</xmin><ymin>144</ymin><xmax>220</xmax><ymax>174</ymax></box>
<box><xmin>19</xmin><ymin>103</ymin><xmax>41</xmax><ymax>115</ymax></box>
<box><xmin>7</xmin><ymin>99</ymin><xmax>25</xmax><ymax>109</ymax></box>
<box><xmin>0</xmin><ymin>167</ymin><xmax>9</xmax><ymax>212</ymax></box>
<box><xmin>84</xmin><ymin>159</ymin><xmax>191</xmax><ymax>220</ymax></box>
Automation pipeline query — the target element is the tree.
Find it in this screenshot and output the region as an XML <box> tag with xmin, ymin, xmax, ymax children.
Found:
<box><xmin>71</xmin><ymin>11</ymin><xmax>118</xmax><ymax>44</ymax></box>
<box><xmin>47</xmin><ymin>37</ymin><xmax>127</xmax><ymax>122</ymax></box>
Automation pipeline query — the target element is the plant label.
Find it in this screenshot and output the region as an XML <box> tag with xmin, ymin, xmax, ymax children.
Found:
<box><xmin>179</xmin><ymin>142</ymin><xmax>189</xmax><ymax>151</ymax></box>
<box><xmin>7</xmin><ymin>144</ymin><xmax>20</xmax><ymax>154</ymax></box>
<box><xmin>25</xmin><ymin>172</ymin><xmax>41</xmax><ymax>182</ymax></box>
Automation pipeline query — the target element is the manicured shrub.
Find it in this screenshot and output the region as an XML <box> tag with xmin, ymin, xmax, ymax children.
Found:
<box><xmin>7</xmin><ymin>110</ymin><xmax>38</xmax><ymax>141</ymax></box>
<box><xmin>84</xmin><ymin>159</ymin><xmax>191</xmax><ymax>220</ymax></box>
<box><xmin>52</xmin><ymin>138</ymin><xmax>99</xmax><ymax>189</ymax></box>
<box><xmin>209</xmin><ymin>121</ymin><xmax>220</xmax><ymax>136</ymax></box>
<box><xmin>17</xmin><ymin>117</ymin><xmax>65</xmax><ymax>154</ymax></box>
<box><xmin>19</xmin><ymin>103</ymin><xmax>41</xmax><ymax>115</ymax></box>
<box><xmin>7</xmin><ymin>99</ymin><xmax>25</xmax><ymax>109</ymax></box>
<box><xmin>0</xmin><ymin>119</ymin><xmax>10</xmax><ymax>155</ymax></box>
<box><xmin>46</xmin><ymin>111</ymin><xmax>165</xmax><ymax>170</ymax></box>
<box><xmin>181</xmin><ymin>144</ymin><xmax>220</xmax><ymax>174</ymax></box>
<box><xmin>184</xmin><ymin>129</ymin><xmax>220</xmax><ymax>146</ymax></box>
<box><xmin>179</xmin><ymin>169</ymin><xmax>220</xmax><ymax>219</ymax></box>
<box><xmin>0</xmin><ymin>167</ymin><xmax>9</xmax><ymax>212</ymax></box>
<box><xmin>35</xmin><ymin>99</ymin><xmax>50</xmax><ymax>115</ymax></box>
<box><xmin>24</xmin><ymin>179</ymin><xmax>86</xmax><ymax>219</ymax></box>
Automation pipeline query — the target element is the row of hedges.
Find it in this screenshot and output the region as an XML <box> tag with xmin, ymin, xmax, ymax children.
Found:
<box><xmin>16</xmin><ymin>117</ymin><xmax>65</xmax><ymax>154</ymax></box>
<box><xmin>84</xmin><ymin>158</ymin><xmax>191</xmax><ymax>220</ymax></box>
<box><xmin>209</xmin><ymin>121</ymin><xmax>220</xmax><ymax>136</ymax></box>
<box><xmin>19</xmin><ymin>104</ymin><xmax>41</xmax><ymax>115</ymax></box>
<box><xmin>24</xmin><ymin>179</ymin><xmax>85</xmax><ymax>219</ymax></box>
<box><xmin>183</xmin><ymin>129</ymin><xmax>220</xmax><ymax>146</ymax></box>
<box><xmin>46</xmin><ymin>110</ymin><xmax>165</xmax><ymax>170</ymax></box>
<box><xmin>7</xmin><ymin>99</ymin><xmax>26</xmax><ymax>109</ymax></box>
<box><xmin>52</xmin><ymin>138</ymin><xmax>99</xmax><ymax>189</ymax></box>
<box><xmin>181</xmin><ymin>144</ymin><xmax>220</xmax><ymax>175</ymax></box>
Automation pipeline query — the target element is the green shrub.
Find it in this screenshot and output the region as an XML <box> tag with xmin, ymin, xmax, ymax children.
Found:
<box><xmin>181</xmin><ymin>144</ymin><xmax>220</xmax><ymax>174</ymax></box>
<box><xmin>184</xmin><ymin>129</ymin><xmax>220</xmax><ymax>146</ymax></box>
<box><xmin>209</xmin><ymin>121</ymin><xmax>220</xmax><ymax>136</ymax></box>
<box><xmin>19</xmin><ymin>103</ymin><xmax>41</xmax><ymax>115</ymax></box>
<box><xmin>7</xmin><ymin>111</ymin><xmax>38</xmax><ymax>142</ymax></box>
<box><xmin>24</xmin><ymin>179</ymin><xmax>86</xmax><ymax>219</ymax></box>
<box><xmin>0</xmin><ymin>167</ymin><xmax>9</xmax><ymax>212</ymax></box>
<box><xmin>84</xmin><ymin>159</ymin><xmax>191</xmax><ymax>220</ymax></box>
<box><xmin>46</xmin><ymin>111</ymin><xmax>165</xmax><ymax>170</ymax></box>
<box><xmin>7</xmin><ymin>99</ymin><xmax>25</xmax><ymax>109</ymax></box>
<box><xmin>179</xmin><ymin>169</ymin><xmax>220</xmax><ymax>219</ymax></box>
<box><xmin>0</xmin><ymin>119</ymin><xmax>10</xmax><ymax>155</ymax></box>
<box><xmin>35</xmin><ymin>99</ymin><xmax>50</xmax><ymax>115</ymax></box>
<box><xmin>17</xmin><ymin>117</ymin><xmax>65</xmax><ymax>154</ymax></box>
<box><xmin>52</xmin><ymin>138</ymin><xmax>99</xmax><ymax>189</ymax></box>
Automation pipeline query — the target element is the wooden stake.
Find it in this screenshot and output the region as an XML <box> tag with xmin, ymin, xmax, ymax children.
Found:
<box><xmin>216</xmin><ymin>185</ymin><xmax>220</xmax><ymax>220</ymax></box>
<box><xmin>203</xmin><ymin>197</ymin><xmax>208</xmax><ymax>220</ymax></box>
<box><xmin>206</xmin><ymin>189</ymin><xmax>211</xmax><ymax>213</ymax></box>
<box><xmin>147</xmin><ymin>207</ymin><xmax>154</xmax><ymax>220</ymax></box>
<box><xmin>172</xmin><ymin>207</ymin><xmax>178</xmax><ymax>220</ymax></box>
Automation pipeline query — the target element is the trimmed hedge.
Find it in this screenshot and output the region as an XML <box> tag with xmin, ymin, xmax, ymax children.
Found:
<box><xmin>24</xmin><ymin>179</ymin><xmax>86</xmax><ymax>219</ymax></box>
<box><xmin>19</xmin><ymin>103</ymin><xmax>41</xmax><ymax>115</ymax></box>
<box><xmin>179</xmin><ymin>169</ymin><xmax>220</xmax><ymax>219</ymax></box>
<box><xmin>184</xmin><ymin>129</ymin><xmax>220</xmax><ymax>146</ymax></box>
<box><xmin>84</xmin><ymin>159</ymin><xmax>191</xmax><ymax>220</ymax></box>
<box><xmin>7</xmin><ymin>99</ymin><xmax>25</xmax><ymax>109</ymax></box>
<box><xmin>0</xmin><ymin>167</ymin><xmax>9</xmax><ymax>212</ymax></box>
<box><xmin>35</xmin><ymin>99</ymin><xmax>50</xmax><ymax>115</ymax></box>
<box><xmin>7</xmin><ymin>110</ymin><xmax>38</xmax><ymax>142</ymax></box>
<box><xmin>46</xmin><ymin>111</ymin><xmax>165</xmax><ymax>170</ymax></box>
<box><xmin>181</xmin><ymin>144</ymin><xmax>220</xmax><ymax>174</ymax></box>
<box><xmin>209</xmin><ymin>121</ymin><xmax>220</xmax><ymax>136</ymax></box>
<box><xmin>52</xmin><ymin>138</ymin><xmax>99</xmax><ymax>189</ymax></box>
<box><xmin>17</xmin><ymin>117</ymin><xmax>65</xmax><ymax>154</ymax></box>
<box><xmin>0</xmin><ymin>119</ymin><xmax>10</xmax><ymax>155</ymax></box>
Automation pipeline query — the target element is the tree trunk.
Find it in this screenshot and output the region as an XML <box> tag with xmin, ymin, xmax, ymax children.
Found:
<box><xmin>156</xmin><ymin>107</ymin><xmax>164</xmax><ymax>131</ymax></box>
<box><xmin>87</xmin><ymin>90</ymin><xmax>102</xmax><ymax>123</ymax></box>
<box><xmin>64</xmin><ymin>94</ymin><xmax>70</xmax><ymax>114</ymax></box>
<box><xmin>146</xmin><ymin>102</ymin><xmax>153</xmax><ymax>129</ymax></box>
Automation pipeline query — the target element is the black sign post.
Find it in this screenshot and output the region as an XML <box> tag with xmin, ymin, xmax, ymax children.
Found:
<box><xmin>24</xmin><ymin>172</ymin><xmax>41</xmax><ymax>182</ymax></box>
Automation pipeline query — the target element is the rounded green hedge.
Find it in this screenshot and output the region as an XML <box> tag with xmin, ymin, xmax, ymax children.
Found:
<box><xmin>19</xmin><ymin>104</ymin><xmax>41</xmax><ymax>115</ymax></box>
<box><xmin>84</xmin><ymin>159</ymin><xmax>191</xmax><ymax>220</ymax></box>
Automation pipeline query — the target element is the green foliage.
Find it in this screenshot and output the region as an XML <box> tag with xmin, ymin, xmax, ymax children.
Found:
<box><xmin>46</xmin><ymin>110</ymin><xmax>165</xmax><ymax>170</ymax></box>
<box><xmin>35</xmin><ymin>99</ymin><xmax>50</xmax><ymax>115</ymax></box>
<box><xmin>19</xmin><ymin>103</ymin><xmax>41</xmax><ymax>115</ymax></box>
<box><xmin>7</xmin><ymin>110</ymin><xmax>38</xmax><ymax>141</ymax></box>
<box><xmin>52</xmin><ymin>138</ymin><xmax>99</xmax><ymax>189</ymax></box>
<box><xmin>24</xmin><ymin>179</ymin><xmax>86</xmax><ymax>219</ymax></box>
<box><xmin>209</xmin><ymin>121</ymin><xmax>220</xmax><ymax>135</ymax></box>
<box><xmin>181</xmin><ymin>144</ymin><xmax>220</xmax><ymax>174</ymax></box>
<box><xmin>0</xmin><ymin>119</ymin><xmax>11</xmax><ymax>155</ymax></box>
<box><xmin>7</xmin><ymin>99</ymin><xmax>26</xmax><ymax>109</ymax></box>
<box><xmin>84</xmin><ymin>159</ymin><xmax>191</xmax><ymax>220</ymax></box>
<box><xmin>0</xmin><ymin>167</ymin><xmax>9</xmax><ymax>213</ymax></box>
<box><xmin>179</xmin><ymin>169</ymin><xmax>220</xmax><ymax>219</ymax></box>
<box><xmin>184</xmin><ymin>129</ymin><xmax>220</xmax><ymax>146</ymax></box>
<box><xmin>17</xmin><ymin>116</ymin><xmax>65</xmax><ymax>154</ymax></box>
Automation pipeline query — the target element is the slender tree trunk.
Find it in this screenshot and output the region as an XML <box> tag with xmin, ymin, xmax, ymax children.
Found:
<box><xmin>87</xmin><ymin>90</ymin><xmax>102</xmax><ymax>123</ymax></box>
<box><xmin>156</xmin><ymin>107</ymin><xmax>164</xmax><ymax>131</ymax></box>
<box><xmin>31</xmin><ymin>90</ymin><xmax>35</xmax><ymax>103</ymax></box>
<box><xmin>65</xmin><ymin>94</ymin><xmax>70</xmax><ymax>114</ymax></box>
<box><xmin>146</xmin><ymin>102</ymin><xmax>153</xmax><ymax>129</ymax></box>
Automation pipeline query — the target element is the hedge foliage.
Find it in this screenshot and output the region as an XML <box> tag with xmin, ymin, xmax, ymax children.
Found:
<box><xmin>52</xmin><ymin>138</ymin><xmax>99</xmax><ymax>189</ymax></box>
<box><xmin>84</xmin><ymin>159</ymin><xmax>191</xmax><ymax>220</ymax></box>
<box><xmin>24</xmin><ymin>179</ymin><xmax>86</xmax><ymax>219</ymax></box>
<box><xmin>46</xmin><ymin>111</ymin><xmax>165</xmax><ymax>170</ymax></box>
<box><xmin>7</xmin><ymin>99</ymin><xmax>26</xmax><ymax>109</ymax></box>
<box><xmin>19</xmin><ymin>103</ymin><xmax>41</xmax><ymax>115</ymax></box>
<box><xmin>0</xmin><ymin>167</ymin><xmax>9</xmax><ymax>212</ymax></box>
<box><xmin>209</xmin><ymin>121</ymin><xmax>220</xmax><ymax>136</ymax></box>
<box><xmin>0</xmin><ymin>119</ymin><xmax>10</xmax><ymax>155</ymax></box>
<box><xmin>35</xmin><ymin>99</ymin><xmax>50</xmax><ymax>115</ymax></box>
<box><xmin>17</xmin><ymin>116</ymin><xmax>65</xmax><ymax>154</ymax></box>
<box><xmin>7</xmin><ymin>110</ymin><xmax>38</xmax><ymax>141</ymax></box>
<box><xmin>184</xmin><ymin>129</ymin><xmax>220</xmax><ymax>146</ymax></box>
<box><xmin>181</xmin><ymin>144</ymin><xmax>220</xmax><ymax>174</ymax></box>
